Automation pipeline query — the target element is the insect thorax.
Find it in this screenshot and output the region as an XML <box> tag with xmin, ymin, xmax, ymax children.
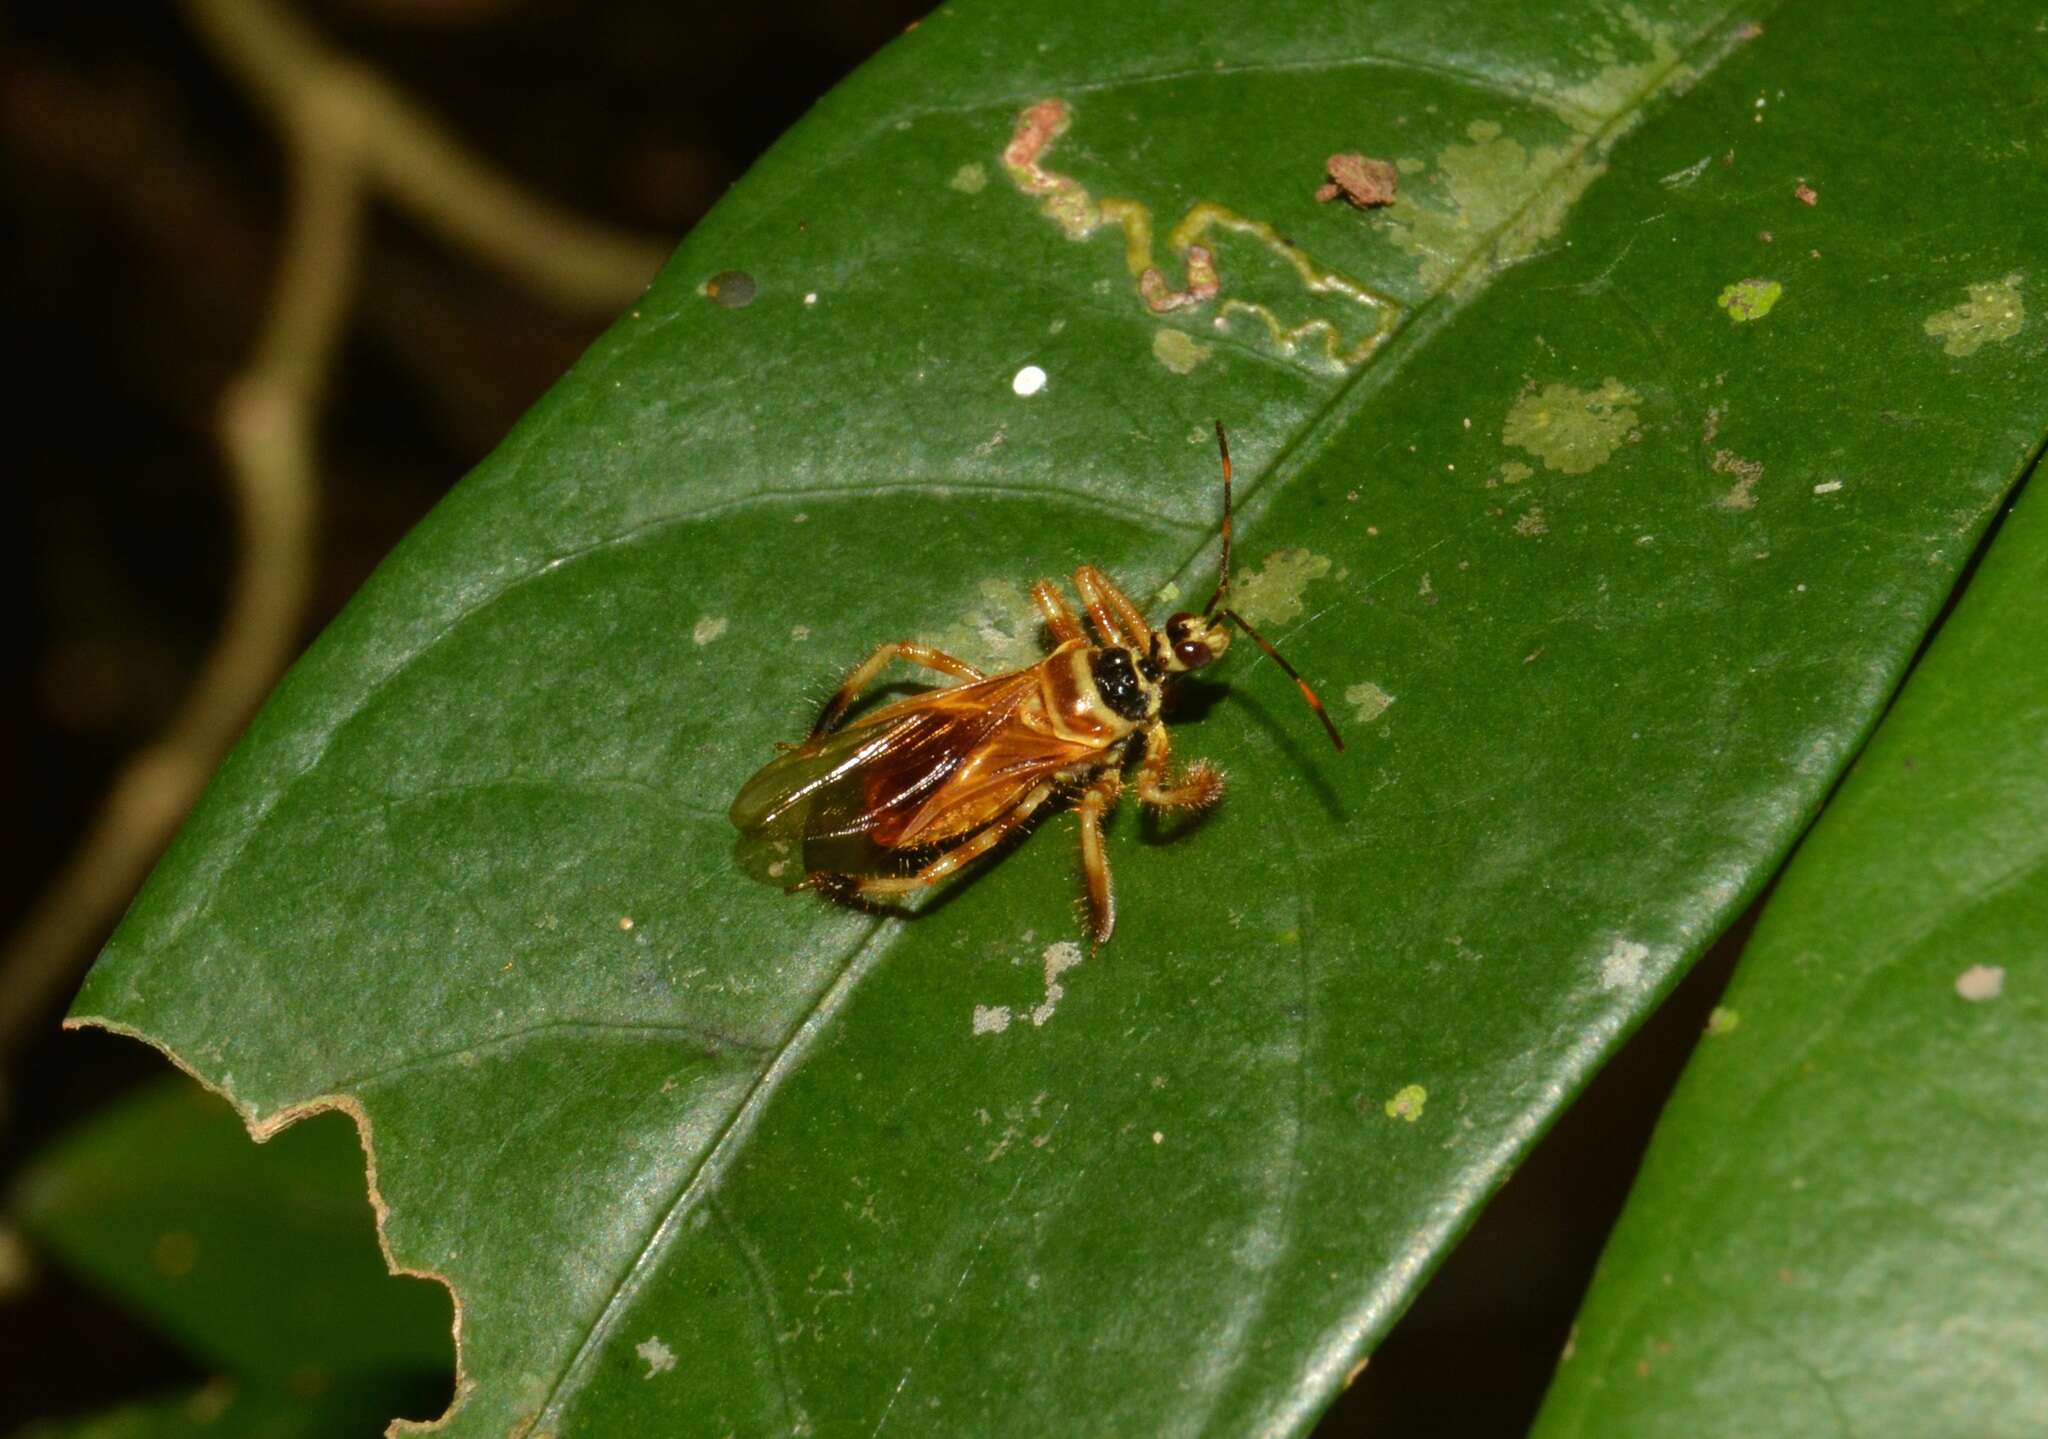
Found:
<box><xmin>1089</xmin><ymin>646</ymin><xmax>1162</xmax><ymax>724</ymax></box>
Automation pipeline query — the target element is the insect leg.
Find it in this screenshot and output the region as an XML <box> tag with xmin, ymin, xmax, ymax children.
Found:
<box><xmin>1032</xmin><ymin>579</ymin><xmax>1087</xmax><ymax>646</ymax></box>
<box><xmin>811</xmin><ymin>642</ymin><xmax>987</xmax><ymax>737</ymax></box>
<box><xmin>1075</xmin><ymin>768</ymin><xmax>1122</xmax><ymax>946</ymax></box>
<box><xmin>1135</xmin><ymin>721</ymin><xmax>1223</xmax><ymax>811</ymax></box>
<box><xmin>1073</xmin><ymin>565</ymin><xmax>1150</xmax><ymax>648</ymax></box>
<box><xmin>830</xmin><ymin>780</ymin><xmax>1059</xmax><ymax>897</ymax></box>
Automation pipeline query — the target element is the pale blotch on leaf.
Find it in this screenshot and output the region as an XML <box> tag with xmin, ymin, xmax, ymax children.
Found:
<box><xmin>932</xmin><ymin>578</ymin><xmax>1041</xmax><ymax>672</ymax></box>
<box><xmin>1383</xmin><ymin>119</ymin><xmax>1576</xmax><ymax>292</ymax></box>
<box><xmin>1717</xmin><ymin>277</ymin><xmax>1783</xmax><ymax>323</ymax></box>
<box><xmin>1345</xmin><ymin>681</ymin><xmax>1395</xmax><ymax>724</ymax></box>
<box><xmin>1152</xmin><ymin>328</ymin><xmax>1212</xmax><ymax>374</ymax></box>
<box><xmin>1599</xmin><ymin>937</ymin><xmax>1650</xmax><ymax>990</ymax></box>
<box><xmin>1380</xmin><ymin>7</ymin><xmax>1685</xmax><ymax>295</ymax></box>
<box><xmin>949</xmin><ymin>162</ymin><xmax>988</xmax><ymax>194</ymax></box>
<box><xmin>1548</xmin><ymin>9</ymin><xmax>1686</xmax><ymax>135</ymax></box>
<box><xmin>1706</xmin><ymin>1006</ymin><xmax>1742</xmax><ymax>1036</ymax></box>
<box><xmin>1231</xmin><ymin>549</ymin><xmax>1332</xmax><ymax>626</ymax></box>
<box><xmin>1955</xmin><ymin>964</ymin><xmax>2005</xmax><ymax>1002</ymax></box>
<box><xmin>1384</xmin><ymin>1084</ymin><xmax>1428</xmax><ymax>1123</ymax></box>
<box><xmin>972</xmin><ymin>1004</ymin><xmax>1013</xmax><ymax>1035</ymax></box>
<box><xmin>1923</xmin><ymin>274</ymin><xmax>2024</xmax><ymax>358</ymax></box>
<box><xmin>1503</xmin><ymin>378</ymin><xmax>1640</xmax><ymax>475</ymax></box>
<box><xmin>1031</xmin><ymin>941</ymin><xmax>1085</xmax><ymax>1027</ymax></box>
<box><xmin>635</xmin><ymin>1336</ymin><xmax>677</xmax><ymax>1379</ymax></box>
<box><xmin>692</xmin><ymin>615</ymin><xmax>728</xmax><ymax>646</ymax></box>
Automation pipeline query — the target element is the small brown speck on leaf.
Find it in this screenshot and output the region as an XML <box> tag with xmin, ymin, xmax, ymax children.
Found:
<box><xmin>1315</xmin><ymin>152</ymin><xmax>1398</xmax><ymax>208</ymax></box>
<box><xmin>1794</xmin><ymin>181</ymin><xmax>1818</xmax><ymax>206</ymax></box>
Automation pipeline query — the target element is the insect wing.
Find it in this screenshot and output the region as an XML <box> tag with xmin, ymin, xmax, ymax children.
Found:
<box><xmin>729</xmin><ymin>673</ymin><xmax>1038</xmax><ymax>873</ymax></box>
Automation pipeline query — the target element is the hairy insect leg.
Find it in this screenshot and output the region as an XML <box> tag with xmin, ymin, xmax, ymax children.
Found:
<box><xmin>813</xmin><ymin>780</ymin><xmax>1058</xmax><ymax>900</ymax></box>
<box><xmin>1031</xmin><ymin>579</ymin><xmax>1087</xmax><ymax>646</ymax></box>
<box><xmin>1135</xmin><ymin>721</ymin><xmax>1223</xmax><ymax>811</ymax></box>
<box><xmin>1075</xmin><ymin>768</ymin><xmax>1122</xmax><ymax>947</ymax></box>
<box><xmin>1072</xmin><ymin>565</ymin><xmax>1151</xmax><ymax>649</ymax></box>
<box><xmin>811</xmin><ymin>641</ymin><xmax>986</xmax><ymax>738</ymax></box>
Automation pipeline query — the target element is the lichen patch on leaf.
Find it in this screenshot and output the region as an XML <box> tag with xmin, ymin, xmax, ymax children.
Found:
<box><xmin>1385</xmin><ymin>9</ymin><xmax>1711</xmax><ymax>295</ymax></box>
<box><xmin>948</xmin><ymin>162</ymin><xmax>988</xmax><ymax>194</ymax></box>
<box><xmin>1717</xmin><ymin>277</ymin><xmax>1783</xmax><ymax>323</ymax></box>
<box><xmin>634</xmin><ymin>1336</ymin><xmax>677</xmax><ymax>1379</ymax></box>
<box><xmin>1599</xmin><ymin>938</ymin><xmax>1651</xmax><ymax>990</ymax></box>
<box><xmin>972</xmin><ymin>942</ymin><xmax>1086</xmax><ymax>1035</ymax></box>
<box><xmin>1923</xmin><ymin>275</ymin><xmax>2024</xmax><ymax>357</ymax></box>
<box><xmin>1545</xmin><ymin>7</ymin><xmax>1688</xmax><ymax>134</ymax></box>
<box><xmin>1384</xmin><ymin>1084</ymin><xmax>1428</xmax><ymax>1122</ymax></box>
<box><xmin>1383</xmin><ymin>119</ymin><xmax>1577</xmax><ymax>292</ymax></box>
<box><xmin>1711</xmin><ymin>449</ymin><xmax>1765</xmax><ymax>510</ymax></box>
<box><xmin>1030</xmin><ymin>941</ymin><xmax>1085</xmax><ymax>1027</ymax></box>
<box><xmin>1344</xmin><ymin>682</ymin><xmax>1396</xmax><ymax>724</ymax></box>
<box><xmin>1503</xmin><ymin>379</ymin><xmax>1641</xmax><ymax>475</ymax></box>
<box><xmin>1233</xmin><ymin>549</ymin><xmax>1333</xmax><ymax>626</ymax></box>
<box><xmin>932</xmin><ymin>579</ymin><xmax>1042</xmax><ymax>672</ymax></box>
<box><xmin>1152</xmin><ymin>328</ymin><xmax>1213</xmax><ymax>374</ymax></box>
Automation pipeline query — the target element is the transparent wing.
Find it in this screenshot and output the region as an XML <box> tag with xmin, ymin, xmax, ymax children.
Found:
<box><xmin>728</xmin><ymin>671</ymin><xmax>1094</xmax><ymax>879</ymax></box>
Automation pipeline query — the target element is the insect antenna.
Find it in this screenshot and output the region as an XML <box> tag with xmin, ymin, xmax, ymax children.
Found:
<box><xmin>1204</xmin><ymin>419</ymin><xmax>1233</xmax><ymax>618</ymax></box>
<box><xmin>1218</xmin><ymin>606</ymin><xmax>1346</xmax><ymax>752</ymax></box>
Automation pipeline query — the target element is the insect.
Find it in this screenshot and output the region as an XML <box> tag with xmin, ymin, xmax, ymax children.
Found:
<box><xmin>729</xmin><ymin>422</ymin><xmax>1342</xmax><ymax>946</ymax></box>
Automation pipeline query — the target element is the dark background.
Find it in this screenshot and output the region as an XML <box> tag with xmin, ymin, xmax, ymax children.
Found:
<box><xmin>0</xmin><ymin>3</ymin><xmax>1735</xmax><ymax>1432</ymax></box>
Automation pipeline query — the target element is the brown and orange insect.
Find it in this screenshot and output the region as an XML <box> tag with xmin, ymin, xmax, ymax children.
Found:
<box><xmin>729</xmin><ymin>422</ymin><xmax>1342</xmax><ymax>946</ymax></box>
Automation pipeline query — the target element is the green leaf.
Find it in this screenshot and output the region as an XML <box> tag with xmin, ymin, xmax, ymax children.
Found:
<box><xmin>1531</xmin><ymin>475</ymin><xmax>2048</xmax><ymax>1436</ymax></box>
<box><xmin>10</xmin><ymin>1076</ymin><xmax>450</xmax><ymax>1385</ymax></box>
<box><xmin>69</xmin><ymin>0</ymin><xmax>2046</xmax><ymax>1433</ymax></box>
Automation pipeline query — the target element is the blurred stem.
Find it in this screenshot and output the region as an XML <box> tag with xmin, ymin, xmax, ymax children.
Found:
<box><xmin>188</xmin><ymin>0</ymin><xmax>670</xmax><ymax>309</ymax></box>
<box><xmin>0</xmin><ymin>0</ymin><xmax>669</xmax><ymax>1064</ymax></box>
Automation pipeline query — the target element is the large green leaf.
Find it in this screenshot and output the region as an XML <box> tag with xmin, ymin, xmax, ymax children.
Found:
<box><xmin>70</xmin><ymin>0</ymin><xmax>2045</xmax><ymax>1433</ymax></box>
<box><xmin>1530</xmin><ymin>474</ymin><xmax>2048</xmax><ymax>1436</ymax></box>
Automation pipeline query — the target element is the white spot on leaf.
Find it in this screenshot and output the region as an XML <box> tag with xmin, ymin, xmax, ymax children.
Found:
<box><xmin>693</xmin><ymin>615</ymin><xmax>728</xmax><ymax>646</ymax></box>
<box><xmin>636</xmin><ymin>1336</ymin><xmax>676</xmax><ymax>1378</ymax></box>
<box><xmin>1012</xmin><ymin>364</ymin><xmax>1048</xmax><ymax>397</ymax></box>
<box><xmin>1599</xmin><ymin>938</ymin><xmax>1650</xmax><ymax>991</ymax></box>
<box><xmin>1956</xmin><ymin>965</ymin><xmax>2005</xmax><ymax>1002</ymax></box>
<box><xmin>1031</xmin><ymin>942</ymin><xmax>1085</xmax><ymax>1026</ymax></box>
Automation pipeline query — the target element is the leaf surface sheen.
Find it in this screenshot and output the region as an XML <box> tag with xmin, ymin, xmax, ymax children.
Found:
<box><xmin>1533</xmin><ymin>478</ymin><xmax>2048</xmax><ymax>1437</ymax></box>
<box><xmin>72</xmin><ymin>0</ymin><xmax>2048</xmax><ymax>1434</ymax></box>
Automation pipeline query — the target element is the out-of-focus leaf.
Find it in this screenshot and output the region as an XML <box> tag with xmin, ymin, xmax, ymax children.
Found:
<box><xmin>10</xmin><ymin>1077</ymin><xmax>449</xmax><ymax>1385</ymax></box>
<box><xmin>13</xmin><ymin>1382</ymin><xmax>416</xmax><ymax>1439</ymax></box>
<box><xmin>68</xmin><ymin>0</ymin><xmax>2046</xmax><ymax>1433</ymax></box>
<box><xmin>1533</xmin><ymin>473</ymin><xmax>2048</xmax><ymax>1437</ymax></box>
